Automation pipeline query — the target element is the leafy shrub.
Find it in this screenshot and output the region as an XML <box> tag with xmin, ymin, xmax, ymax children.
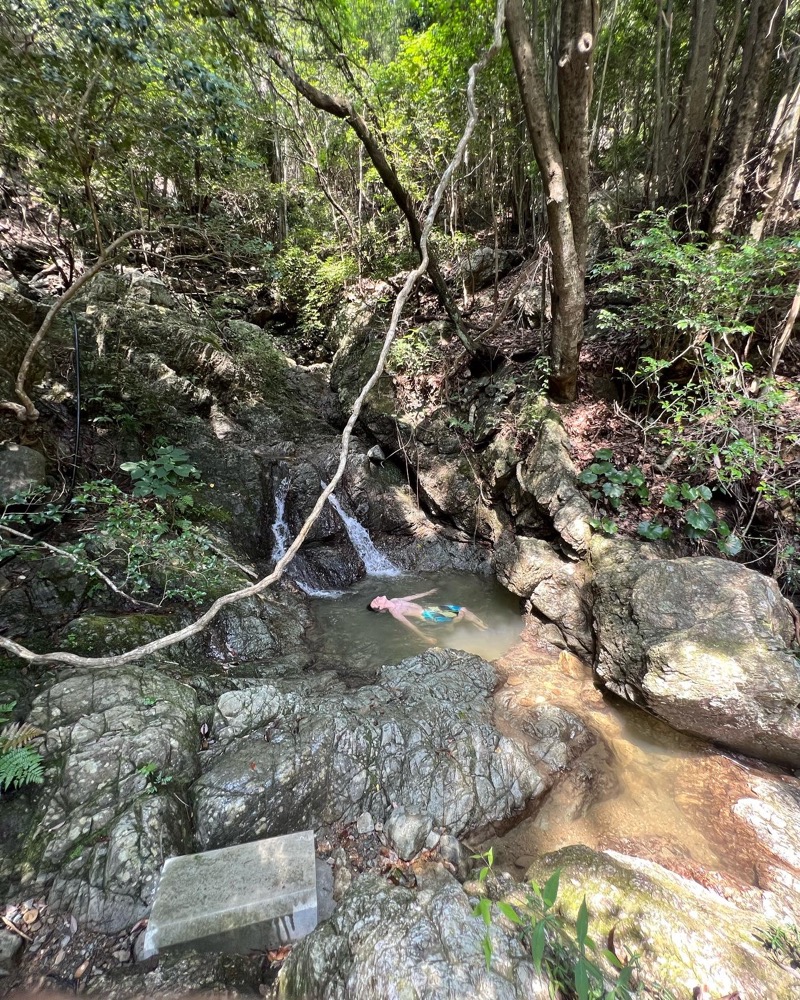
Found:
<box><xmin>473</xmin><ymin>850</ymin><xmax>635</xmax><ymax>999</ymax></box>
<box><xmin>578</xmin><ymin>449</ymin><xmax>744</xmax><ymax>556</ymax></box>
<box><xmin>389</xmin><ymin>324</ymin><xmax>445</xmax><ymax>375</ymax></box>
<box><xmin>1</xmin><ymin>471</ymin><xmax>242</xmax><ymax>607</ymax></box>
<box><xmin>593</xmin><ymin>210</ymin><xmax>799</xmax><ymax>361</ymax></box>
<box><xmin>121</xmin><ymin>446</ymin><xmax>202</xmax><ymax>513</ymax></box>
<box><xmin>0</xmin><ymin>702</ymin><xmax>44</xmax><ymax>793</ymax></box>
<box><xmin>592</xmin><ymin>213</ymin><xmax>798</xmax><ymax>586</ymax></box>
<box><xmin>275</xmin><ymin>244</ymin><xmax>358</xmax><ymax>344</ymax></box>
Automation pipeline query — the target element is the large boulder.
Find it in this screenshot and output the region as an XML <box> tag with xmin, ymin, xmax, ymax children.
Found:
<box><xmin>593</xmin><ymin>539</ymin><xmax>800</xmax><ymax>766</ymax></box>
<box><xmin>23</xmin><ymin>668</ymin><xmax>199</xmax><ymax>932</ymax></box>
<box><xmin>455</xmin><ymin>247</ymin><xmax>521</xmax><ymax>294</ymax></box>
<box><xmin>525</xmin><ymin>845</ymin><xmax>800</xmax><ymax>1000</ymax></box>
<box><xmin>192</xmin><ymin>649</ymin><xmax>595</xmax><ymax>850</ymax></box>
<box><xmin>0</xmin><ymin>443</ymin><xmax>46</xmax><ymax>502</ymax></box>
<box><xmin>495</xmin><ymin>535</ymin><xmax>593</xmax><ymax>655</ymax></box>
<box><xmin>278</xmin><ymin>867</ymin><xmax>550</xmax><ymax>1000</ymax></box>
<box><xmin>516</xmin><ymin>411</ymin><xmax>593</xmax><ymax>554</ymax></box>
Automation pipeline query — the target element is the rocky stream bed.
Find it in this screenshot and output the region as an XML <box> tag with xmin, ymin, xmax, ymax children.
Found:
<box><xmin>1</xmin><ymin>270</ymin><xmax>800</xmax><ymax>998</ymax></box>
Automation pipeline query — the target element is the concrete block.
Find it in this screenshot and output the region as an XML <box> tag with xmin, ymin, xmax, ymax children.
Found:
<box><xmin>142</xmin><ymin>831</ymin><xmax>317</xmax><ymax>958</ymax></box>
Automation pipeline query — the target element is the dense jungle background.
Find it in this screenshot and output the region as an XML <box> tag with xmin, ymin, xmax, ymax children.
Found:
<box><xmin>1</xmin><ymin>0</ymin><xmax>800</xmax><ymax>998</ymax></box>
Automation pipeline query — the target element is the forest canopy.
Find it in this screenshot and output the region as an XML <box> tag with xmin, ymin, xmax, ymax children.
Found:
<box><xmin>1</xmin><ymin>0</ymin><xmax>799</xmax><ymax>601</ymax></box>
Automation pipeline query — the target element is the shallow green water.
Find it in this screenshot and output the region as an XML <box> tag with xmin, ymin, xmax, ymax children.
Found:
<box><xmin>307</xmin><ymin>571</ymin><xmax>524</xmax><ymax>682</ymax></box>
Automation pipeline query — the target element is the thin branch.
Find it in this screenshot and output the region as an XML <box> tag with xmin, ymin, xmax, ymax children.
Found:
<box><xmin>0</xmin><ymin>524</ymin><xmax>163</xmax><ymax>609</ymax></box>
<box><xmin>0</xmin><ymin>229</ymin><xmax>146</xmax><ymax>422</ymax></box>
<box><xmin>0</xmin><ymin>5</ymin><xmax>506</xmax><ymax>671</ymax></box>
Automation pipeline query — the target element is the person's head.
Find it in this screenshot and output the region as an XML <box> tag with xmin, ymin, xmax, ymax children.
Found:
<box><xmin>368</xmin><ymin>595</ymin><xmax>389</xmax><ymax>612</ymax></box>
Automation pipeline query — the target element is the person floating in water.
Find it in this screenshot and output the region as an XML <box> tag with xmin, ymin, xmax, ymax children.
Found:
<box><xmin>368</xmin><ymin>588</ymin><xmax>488</xmax><ymax>644</ymax></box>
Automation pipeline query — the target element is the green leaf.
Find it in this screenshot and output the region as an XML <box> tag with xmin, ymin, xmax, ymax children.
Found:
<box><xmin>530</xmin><ymin>920</ymin><xmax>546</xmax><ymax>971</ymax></box>
<box><xmin>576</xmin><ymin>898</ymin><xmax>589</xmax><ymax>946</ymax></box>
<box><xmin>685</xmin><ymin>507</ymin><xmax>714</xmax><ymax>531</ymax></box>
<box><xmin>579</xmin><ymin>470</ymin><xmax>599</xmax><ymax>484</ymax></box>
<box><xmin>575</xmin><ymin>957</ymin><xmax>590</xmax><ymax>1000</ymax></box>
<box><xmin>719</xmin><ymin>533</ymin><xmax>743</xmax><ymax>556</ymax></box>
<box><xmin>496</xmin><ymin>901</ymin><xmax>523</xmax><ymax>924</ymax></box>
<box><xmin>595</xmin><ymin>448</ymin><xmax>614</xmax><ymax>461</ymax></box>
<box><xmin>541</xmin><ymin>869</ymin><xmax>560</xmax><ymax>909</ymax></box>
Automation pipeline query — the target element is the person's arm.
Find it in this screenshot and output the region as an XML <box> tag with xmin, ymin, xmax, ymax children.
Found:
<box><xmin>389</xmin><ymin>609</ymin><xmax>437</xmax><ymax>645</ymax></box>
<box><xmin>397</xmin><ymin>588</ymin><xmax>438</xmax><ymax>601</ymax></box>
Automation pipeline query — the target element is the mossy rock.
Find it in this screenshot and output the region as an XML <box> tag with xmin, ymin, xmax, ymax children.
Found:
<box><xmin>523</xmin><ymin>845</ymin><xmax>800</xmax><ymax>999</ymax></box>
<box><xmin>59</xmin><ymin>612</ymin><xmax>186</xmax><ymax>659</ymax></box>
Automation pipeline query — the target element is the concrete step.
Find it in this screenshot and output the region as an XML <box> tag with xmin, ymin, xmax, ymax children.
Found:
<box><xmin>142</xmin><ymin>830</ymin><xmax>318</xmax><ymax>957</ymax></box>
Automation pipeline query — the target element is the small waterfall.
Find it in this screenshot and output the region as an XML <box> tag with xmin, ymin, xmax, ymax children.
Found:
<box><xmin>271</xmin><ymin>477</ymin><xmax>292</xmax><ymax>564</ymax></box>
<box><xmin>326</xmin><ymin>489</ymin><xmax>401</xmax><ymax>577</ymax></box>
<box><xmin>271</xmin><ymin>477</ymin><xmax>344</xmax><ymax>598</ymax></box>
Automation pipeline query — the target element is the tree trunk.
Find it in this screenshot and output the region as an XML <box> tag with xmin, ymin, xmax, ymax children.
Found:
<box><xmin>710</xmin><ymin>0</ymin><xmax>784</xmax><ymax>235</ymax></box>
<box><xmin>697</xmin><ymin>0</ymin><xmax>742</xmax><ymax>208</ymax></box>
<box><xmin>505</xmin><ymin>0</ymin><xmax>593</xmax><ymax>402</ymax></box>
<box><xmin>267</xmin><ymin>48</ymin><xmax>474</xmax><ymax>352</ymax></box>
<box><xmin>750</xmin><ymin>61</ymin><xmax>800</xmax><ymax>241</ymax></box>
<box><xmin>674</xmin><ymin>0</ymin><xmax>717</xmax><ymax>196</ymax></box>
<box><xmin>558</xmin><ymin>0</ymin><xmax>596</xmax><ymax>275</ymax></box>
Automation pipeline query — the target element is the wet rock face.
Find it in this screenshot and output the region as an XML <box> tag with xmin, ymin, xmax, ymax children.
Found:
<box><xmin>278</xmin><ymin>867</ymin><xmax>551</xmax><ymax>1000</ymax></box>
<box><xmin>192</xmin><ymin>649</ymin><xmax>585</xmax><ymax>850</ymax></box>
<box><xmin>733</xmin><ymin>776</ymin><xmax>800</xmax><ymax>912</ymax></box>
<box><xmin>25</xmin><ymin>668</ymin><xmax>199</xmax><ymax>932</ymax></box>
<box><xmin>515</xmin><ymin>413</ymin><xmax>593</xmax><ymax>555</ymax></box>
<box><xmin>593</xmin><ymin>540</ymin><xmax>800</xmax><ymax>767</ymax></box>
<box><xmin>495</xmin><ymin>535</ymin><xmax>593</xmax><ymax>656</ymax></box>
<box><xmin>525</xmin><ymin>845</ymin><xmax>800</xmax><ymax>1000</ymax></box>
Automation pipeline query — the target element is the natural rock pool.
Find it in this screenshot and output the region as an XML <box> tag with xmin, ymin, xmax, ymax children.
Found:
<box><xmin>306</xmin><ymin>570</ymin><xmax>524</xmax><ymax>682</ymax></box>
<box><xmin>307</xmin><ymin>570</ymin><xmax>792</xmax><ymax>894</ymax></box>
<box><xmin>488</xmin><ymin>625</ymin><xmax>794</xmax><ymax>892</ymax></box>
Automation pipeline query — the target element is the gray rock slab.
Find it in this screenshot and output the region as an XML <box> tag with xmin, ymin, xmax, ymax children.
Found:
<box><xmin>0</xmin><ymin>443</ymin><xmax>46</xmax><ymax>502</ymax></box>
<box><xmin>0</xmin><ymin>929</ymin><xmax>24</xmax><ymax>976</ymax></box>
<box><xmin>142</xmin><ymin>831</ymin><xmax>317</xmax><ymax>958</ymax></box>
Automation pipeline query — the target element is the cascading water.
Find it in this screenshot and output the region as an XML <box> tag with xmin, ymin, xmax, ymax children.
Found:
<box><xmin>270</xmin><ymin>477</ymin><xmax>345</xmax><ymax>597</ymax></box>
<box><xmin>271</xmin><ymin>477</ymin><xmax>292</xmax><ymax>564</ymax></box>
<box><xmin>325</xmin><ymin>489</ymin><xmax>401</xmax><ymax>577</ymax></box>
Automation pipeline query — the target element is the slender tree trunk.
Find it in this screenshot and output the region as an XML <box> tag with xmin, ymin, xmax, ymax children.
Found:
<box><xmin>750</xmin><ymin>57</ymin><xmax>800</xmax><ymax>241</ymax></box>
<box><xmin>558</xmin><ymin>0</ymin><xmax>596</xmax><ymax>275</ymax></box>
<box><xmin>267</xmin><ymin>48</ymin><xmax>474</xmax><ymax>351</ymax></box>
<box><xmin>697</xmin><ymin>0</ymin><xmax>742</xmax><ymax>207</ymax></box>
<box><xmin>711</xmin><ymin>0</ymin><xmax>784</xmax><ymax>235</ymax></box>
<box><xmin>505</xmin><ymin>0</ymin><xmax>594</xmax><ymax>402</ymax></box>
<box><xmin>674</xmin><ymin>0</ymin><xmax>717</xmax><ymax>197</ymax></box>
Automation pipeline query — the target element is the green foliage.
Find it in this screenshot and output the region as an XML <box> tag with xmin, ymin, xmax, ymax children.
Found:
<box><xmin>136</xmin><ymin>761</ymin><xmax>173</xmax><ymax>794</ymax></box>
<box><xmin>472</xmin><ymin>852</ymin><xmax>636</xmax><ymax>999</ymax></box>
<box><xmin>579</xmin><ymin>449</ymin><xmax>649</xmax><ymax>511</ymax></box>
<box><xmin>2</xmin><ymin>470</ymin><xmax>240</xmax><ymax>607</ymax></box>
<box><xmin>120</xmin><ymin>446</ymin><xmax>203</xmax><ymax>512</ymax></box>
<box><xmin>0</xmin><ymin>702</ymin><xmax>45</xmax><ymax>793</ymax></box>
<box><xmin>276</xmin><ymin>244</ymin><xmax>358</xmax><ymax>345</ymax></box>
<box><xmin>628</xmin><ymin>347</ymin><xmax>792</xmax><ymax>503</ymax></box>
<box><xmin>70</xmin><ymin>477</ymin><xmax>236</xmax><ymax>604</ymax></box>
<box><xmin>594</xmin><ymin>212</ymin><xmax>799</xmax><ymax>360</ymax></box>
<box><xmin>578</xmin><ymin>450</ymin><xmax>745</xmax><ymax>557</ymax></box>
<box><xmin>389</xmin><ymin>324</ymin><xmax>444</xmax><ymax>375</ymax></box>
<box><xmin>759</xmin><ymin>923</ymin><xmax>800</xmax><ymax>970</ymax></box>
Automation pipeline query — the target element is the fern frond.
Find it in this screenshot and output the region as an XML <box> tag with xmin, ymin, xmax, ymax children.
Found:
<box><xmin>0</xmin><ymin>746</ymin><xmax>45</xmax><ymax>791</ymax></box>
<box><xmin>0</xmin><ymin>721</ymin><xmax>44</xmax><ymax>750</ymax></box>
